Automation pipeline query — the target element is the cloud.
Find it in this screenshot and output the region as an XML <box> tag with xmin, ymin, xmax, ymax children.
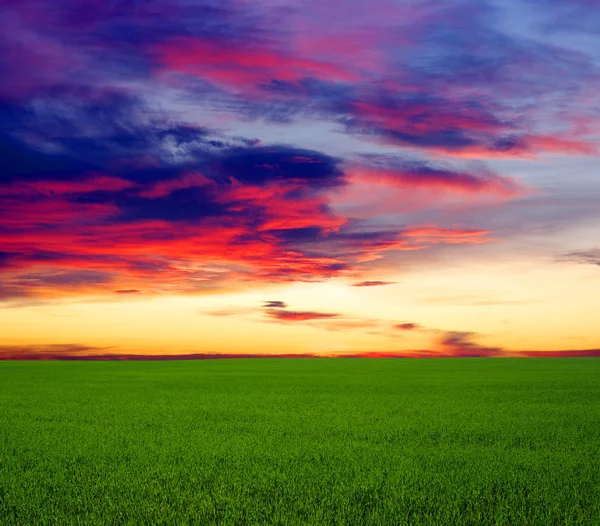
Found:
<box><xmin>16</xmin><ymin>269</ymin><xmax>113</xmax><ymax>287</ymax></box>
<box><xmin>258</xmin><ymin>301</ymin><xmax>388</xmax><ymax>332</ymax></box>
<box><xmin>1</xmin><ymin>89</ymin><xmax>506</xmax><ymax>301</ymax></box>
<box><xmin>349</xmin><ymin>156</ymin><xmax>525</xmax><ymax>197</ymax></box>
<box><xmin>206</xmin><ymin>307</ymin><xmax>253</xmax><ymax>317</ymax></box>
<box><xmin>316</xmin><ymin>227</ymin><xmax>493</xmax><ymax>265</ymax></box>
<box><xmin>2</xmin><ymin>0</ymin><xmax>598</xmax><ymax>307</ymax></box>
<box><xmin>0</xmin><ymin>269</ymin><xmax>116</xmax><ymax>301</ymax></box>
<box><xmin>0</xmin><ymin>94</ymin><xmax>361</xmax><ymax>298</ymax></box>
<box><xmin>205</xmin><ymin>301</ymin><xmax>380</xmax><ymax>331</ymax></box>
<box><xmin>263</xmin><ymin>300</ymin><xmax>287</xmax><ymax>308</ymax></box>
<box><xmin>395</xmin><ymin>323</ymin><xmax>420</xmax><ymax>331</ymax></box>
<box><xmin>352</xmin><ymin>281</ymin><xmax>397</xmax><ymax>287</ymax></box>
<box><xmin>518</xmin><ymin>350</ymin><xmax>600</xmax><ymax>358</ymax></box>
<box><xmin>0</xmin><ymin>346</ymin><xmax>320</xmax><ymax>360</ymax></box>
<box><xmin>436</xmin><ymin>331</ymin><xmax>505</xmax><ymax>357</ymax></box>
<box><xmin>0</xmin><ymin>344</ymin><xmax>112</xmax><ymax>360</ymax></box>
<box><xmin>154</xmin><ymin>37</ymin><xmax>357</xmax><ymax>92</ymax></box>
<box><xmin>3</xmin><ymin>345</ymin><xmax>598</xmax><ymax>360</ymax></box>
<box><xmin>340</xmin><ymin>94</ymin><xmax>596</xmax><ymax>159</ymax></box>
<box><xmin>265</xmin><ymin>309</ymin><xmax>339</xmax><ymax>322</ymax></box>
<box><xmin>401</xmin><ymin>226</ymin><xmax>493</xmax><ymax>244</ymax></box>
<box><xmin>537</xmin><ymin>0</ymin><xmax>600</xmax><ymax>35</ymax></box>
<box><xmin>558</xmin><ymin>249</ymin><xmax>600</xmax><ymax>267</ymax></box>
<box><xmin>339</xmin><ymin>349</ymin><xmax>600</xmax><ymax>358</ymax></box>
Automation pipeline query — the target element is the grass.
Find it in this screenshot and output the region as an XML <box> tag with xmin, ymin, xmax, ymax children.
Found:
<box><xmin>0</xmin><ymin>358</ymin><xmax>599</xmax><ymax>525</ymax></box>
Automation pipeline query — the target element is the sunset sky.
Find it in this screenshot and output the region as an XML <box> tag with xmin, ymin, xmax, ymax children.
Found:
<box><xmin>1</xmin><ymin>0</ymin><xmax>600</xmax><ymax>358</ymax></box>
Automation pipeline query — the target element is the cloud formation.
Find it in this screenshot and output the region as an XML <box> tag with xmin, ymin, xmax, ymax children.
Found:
<box><xmin>0</xmin><ymin>92</ymin><xmax>503</xmax><ymax>301</ymax></box>
<box><xmin>0</xmin><ymin>344</ymin><xmax>112</xmax><ymax>360</ymax></box>
<box><xmin>1</xmin><ymin>0</ymin><xmax>600</xmax><ymax>355</ymax></box>
<box><xmin>263</xmin><ymin>300</ymin><xmax>288</xmax><ymax>309</ymax></box>
<box><xmin>260</xmin><ymin>302</ymin><xmax>339</xmax><ymax>322</ymax></box>
<box><xmin>349</xmin><ymin>156</ymin><xmax>525</xmax><ymax>196</ymax></box>
<box><xmin>395</xmin><ymin>323</ymin><xmax>420</xmax><ymax>331</ymax></box>
<box><xmin>352</xmin><ymin>281</ymin><xmax>397</xmax><ymax>287</ymax></box>
<box><xmin>266</xmin><ymin>310</ymin><xmax>339</xmax><ymax>322</ymax></box>
<box><xmin>436</xmin><ymin>331</ymin><xmax>505</xmax><ymax>357</ymax></box>
<box><xmin>558</xmin><ymin>249</ymin><xmax>600</xmax><ymax>267</ymax></box>
<box><xmin>0</xmin><ymin>345</ymin><xmax>318</xmax><ymax>360</ymax></box>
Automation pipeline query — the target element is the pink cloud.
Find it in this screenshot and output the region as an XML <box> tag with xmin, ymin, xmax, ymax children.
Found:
<box><xmin>350</xmin><ymin>165</ymin><xmax>524</xmax><ymax>197</ymax></box>
<box><xmin>154</xmin><ymin>37</ymin><xmax>358</xmax><ymax>92</ymax></box>
<box><xmin>139</xmin><ymin>172</ymin><xmax>212</xmax><ymax>198</ymax></box>
<box><xmin>266</xmin><ymin>309</ymin><xmax>339</xmax><ymax>322</ymax></box>
<box><xmin>395</xmin><ymin>323</ymin><xmax>420</xmax><ymax>331</ymax></box>
<box><xmin>352</xmin><ymin>281</ymin><xmax>397</xmax><ymax>287</ymax></box>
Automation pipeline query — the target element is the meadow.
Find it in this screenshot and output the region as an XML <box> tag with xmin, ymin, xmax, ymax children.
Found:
<box><xmin>0</xmin><ymin>358</ymin><xmax>599</xmax><ymax>525</ymax></box>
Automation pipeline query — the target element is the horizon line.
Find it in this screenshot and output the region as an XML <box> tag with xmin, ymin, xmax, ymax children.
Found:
<box><xmin>1</xmin><ymin>350</ymin><xmax>600</xmax><ymax>361</ymax></box>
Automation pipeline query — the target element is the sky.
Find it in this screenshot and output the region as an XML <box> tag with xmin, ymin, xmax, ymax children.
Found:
<box><xmin>1</xmin><ymin>0</ymin><xmax>600</xmax><ymax>359</ymax></box>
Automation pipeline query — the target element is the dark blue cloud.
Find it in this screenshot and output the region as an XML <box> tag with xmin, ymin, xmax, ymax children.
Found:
<box><xmin>0</xmin><ymin>132</ymin><xmax>94</xmax><ymax>182</ymax></box>
<box><xmin>210</xmin><ymin>146</ymin><xmax>344</xmax><ymax>187</ymax></box>
<box><xmin>111</xmin><ymin>187</ymin><xmax>226</xmax><ymax>222</ymax></box>
<box><xmin>271</xmin><ymin>227</ymin><xmax>330</xmax><ymax>244</ymax></box>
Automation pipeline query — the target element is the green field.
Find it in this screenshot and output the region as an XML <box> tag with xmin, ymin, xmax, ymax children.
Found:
<box><xmin>1</xmin><ymin>359</ymin><xmax>599</xmax><ymax>525</ymax></box>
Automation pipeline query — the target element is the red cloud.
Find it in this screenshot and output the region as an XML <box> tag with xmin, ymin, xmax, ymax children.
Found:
<box><xmin>402</xmin><ymin>226</ymin><xmax>492</xmax><ymax>244</ymax></box>
<box><xmin>139</xmin><ymin>172</ymin><xmax>212</xmax><ymax>198</ymax></box>
<box><xmin>349</xmin><ymin>101</ymin><xmax>597</xmax><ymax>158</ymax></box>
<box><xmin>395</xmin><ymin>323</ymin><xmax>420</xmax><ymax>330</ymax></box>
<box><xmin>434</xmin><ymin>331</ymin><xmax>505</xmax><ymax>357</ymax></box>
<box><xmin>348</xmin><ymin>226</ymin><xmax>493</xmax><ymax>263</ymax></box>
<box><xmin>266</xmin><ymin>309</ymin><xmax>339</xmax><ymax>322</ymax></box>
<box><xmin>0</xmin><ymin>216</ymin><xmax>352</xmax><ymax>299</ymax></box>
<box><xmin>0</xmin><ymin>134</ymin><xmax>501</xmax><ymax>302</ymax></box>
<box><xmin>154</xmin><ymin>37</ymin><xmax>357</xmax><ymax>91</ymax></box>
<box><xmin>352</xmin><ymin>101</ymin><xmax>504</xmax><ymax>135</ymax></box>
<box><xmin>524</xmin><ymin>135</ymin><xmax>597</xmax><ymax>156</ymax></box>
<box><xmin>216</xmin><ymin>181</ymin><xmax>347</xmax><ymax>233</ymax></box>
<box><xmin>350</xmin><ymin>166</ymin><xmax>523</xmax><ymax>197</ymax></box>
<box><xmin>0</xmin><ymin>206</ymin><xmax>494</xmax><ymax>300</ymax></box>
<box><xmin>518</xmin><ymin>350</ymin><xmax>600</xmax><ymax>358</ymax></box>
<box><xmin>0</xmin><ymin>168</ymin><xmax>354</xmax><ymax>298</ymax></box>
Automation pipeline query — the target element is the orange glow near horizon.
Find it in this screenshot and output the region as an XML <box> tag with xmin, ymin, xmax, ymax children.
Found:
<box><xmin>2</xmin><ymin>256</ymin><xmax>599</xmax><ymax>358</ymax></box>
